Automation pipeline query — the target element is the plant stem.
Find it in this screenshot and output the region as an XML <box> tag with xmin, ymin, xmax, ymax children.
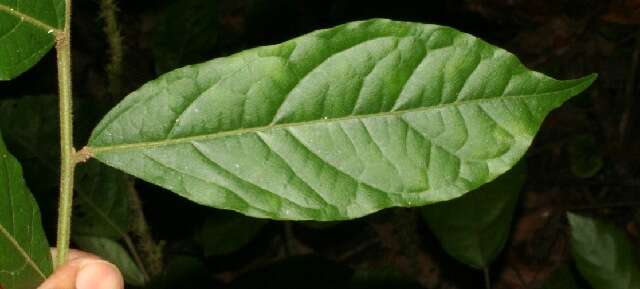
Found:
<box><xmin>54</xmin><ymin>0</ymin><xmax>76</xmax><ymax>269</ymax></box>
<box><xmin>127</xmin><ymin>180</ymin><xmax>164</xmax><ymax>276</ymax></box>
<box><xmin>99</xmin><ymin>0</ymin><xmax>124</xmax><ymax>98</ymax></box>
<box><xmin>122</xmin><ymin>234</ymin><xmax>150</xmax><ymax>281</ymax></box>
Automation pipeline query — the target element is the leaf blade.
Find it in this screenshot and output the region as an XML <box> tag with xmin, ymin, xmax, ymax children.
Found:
<box><xmin>0</xmin><ymin>0</ymin><xmax>65</xmax><ymax>80</ymax></box>
<box><xmin>0</xmin><ymin>132</ymin><xmax>52</xmax><ymax>289</ymax></box>
<box><xmin>420</xmin><ymin>162</ymin><xmax>526</xmax><ymax>269</ymax></box>
<box><xmin>73</xmin><ymin>160</ymin><xmax>130</xmax><ymax>240</ymax></box>
<box><xmin>568</xmin><ymin>213</ymin><xmax>640</xmax><ymax>289</ymax></box>
<box><xmin>88</xmin><ymin>19</ymin><xmax>596</xmax><ymax>220</ymax></box>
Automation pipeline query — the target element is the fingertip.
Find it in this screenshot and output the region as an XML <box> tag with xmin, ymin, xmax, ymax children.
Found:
<box><xmin>76</xmin><ymin>261</ymin><xmax>124</xmax><ymax>289</ymax></box>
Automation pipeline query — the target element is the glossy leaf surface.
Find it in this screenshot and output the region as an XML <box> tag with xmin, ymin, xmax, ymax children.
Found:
<box><xmin>74</xmin><ymin>236</ymin><xmax>146</xmax><ymax>286</ymax></box>
<box><xmin>0</xmin><ymin>0</ymin><xmax>65</xmax><ymax>80</ymax></box>
<box><xmin>88</xmin><ymin>19</ymin><xmax>595</xmax><ymax>220</ymax></box>
<box><xmin>421</xmin><ymin>162</ymin><xmax>525</xmax><ymax>269</ymax></box>
<box><xmin>0</xmin><ymin>133</ymin><xmax>52</xmax><ymax>289</ymax></box>
<box><xmin>568</xmin><ymin>213</ymin><xmax>640</xmax><ymax>289</ymax></box>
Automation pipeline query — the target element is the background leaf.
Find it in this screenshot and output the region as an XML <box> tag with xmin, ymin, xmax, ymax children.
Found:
<box><xmin>0</xmin><ymin>95</ymin><xmax>109</xmax><ymax>194</ymax></box>
<box><xmin>0</xmin><ymin>0</ymin><xmax>65</xmax><ymax>80</ymax></box>
<box><xmin>152</xmin><ymin>0</ymin><xmax>219</xmax><ymax>74</ymax></box>
<box><xmin>196</xmin><ymin>211</ymin><xmax>266</xmax><ymax>256</ymax></box>
<box><xmin>73</xmin><ymin>160</ymin><xmax>130</xmax><ymax>240</ymax></box>
<box><xmin>420</xmin><ymin>161</ymin><xmax>526</xmax><ymax>269</ymax></box>
<box><xmin>0</xmin><ymin>96</ymin><xmax>144</xmax><ymax>286</ymax></box>
<box><xmin>568</xmin><ymin>213</ymin><xmax>640</xmax><ymax>289</ymax></box>
<box><xmin>88</xmin><ymin>19</ymin><xmax>595</xmax><ymax>221</ymax></box>
<box><xmin>0</xmin><ymin>95</ymin><xmax>59</xmax><ymax>194</ymax></box>
<box><xmin>73</xmin><ymin>236</ymin><xmax>147</xmax><ymax>286</ymax></box>
<box><xmin>0</xmin><ymin>132</ymin><xmax>52</xmax><ymax>289</ymax></box>
<box><xmin>72</xmin><ymin>161</ymin><xmax>146</xmax><ymax>286</ymax></box>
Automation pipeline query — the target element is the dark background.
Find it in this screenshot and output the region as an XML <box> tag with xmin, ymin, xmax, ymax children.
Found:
<box><xmin>2</xmin><ymin>1</ymin><xmax>639</xmax><ymax>288</ymax></box>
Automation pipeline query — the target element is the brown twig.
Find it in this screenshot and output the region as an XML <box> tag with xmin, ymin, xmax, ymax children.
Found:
<box><xmin>99</xmin><ymin>0</ymin><xmax>124</xmax><ymax>98</ymax></box>
<box><xmin>127</xmin><ymin>179</ymin><xmax>164</xmax><ymax>276</ymax></box>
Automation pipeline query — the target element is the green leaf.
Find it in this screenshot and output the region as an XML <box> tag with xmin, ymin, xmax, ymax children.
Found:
<box><xmin>73</xmin><ymin>160</ymin><xmax>130</xmax><ymax>240</ymax></box>
<box><xmin>153</xmin><ymin>0</ymin><xmax>218</xmax><ymax>74</ymax></box>
<box><xmin>0</xmin><ymin>0</ymin><xmax>65</xmax><ymax>80</ymax></box>
<box><xmin>0</xmin><ymin>132</ymin><xmax>52</xmax><ymax>289</ymax></box>
<box><xmin>568</xmin><ymin>213</ymin><xmax>640</xmax><ymax>289</ymax></box>
<box><xmin>0</xmin><ymin>95</ymin><xmax>59</xmax><ymax>194</ymax></box>
<box><xmin>421</xmin><ymin>161</ymin><xmax>526</xmax><ymax>269</ymax></box>
<box><xmin>0</xmin><ymin>95</ymin><xmax>105</xmax><ymax>193</ymax></box>
<box><xmin>197</xmin><ymin>211</ymin><xmax>266</xmax><ymax>256</ymax></box>
<box><xmin>73</xmin><ymin>236</ymin><xmax>147</xmax><ymax>286</ymax></box>
<box><xmin>88</xmin><ymin>19</ymin><xmax>596</xmax><ymax>221</ymax></box>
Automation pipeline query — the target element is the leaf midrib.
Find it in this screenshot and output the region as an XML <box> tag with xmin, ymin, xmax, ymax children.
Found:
<box><xmin>0</xmin><ymin>3</ymin><xmax>60</xmax><ymax>33</ymax></box>
<box><xmin>0</xmin><ymin>224</ymin><xmax>46</xmax><ymax>280</ymax></box>
<box><xmin>88</xmin><ymin>84</ymin><xmax>582</xmax><ymax>154</ymax></box>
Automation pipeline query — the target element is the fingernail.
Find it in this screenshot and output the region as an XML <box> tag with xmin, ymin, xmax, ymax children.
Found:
<box><xmin>76</xmin><ymin>261</ymin><xmax>123</xmax><ymax>289</ymax></box>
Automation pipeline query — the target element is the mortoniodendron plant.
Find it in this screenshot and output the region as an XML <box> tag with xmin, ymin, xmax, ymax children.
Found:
<box><xmin>86</xmin><ymin>19</ymin><xmax>595</xmax><ymax>220</ymax></box>
<box><xmin>0</xmin><ymin>3</ymin><xmax>596</xmax><ymax>287</ymax></box>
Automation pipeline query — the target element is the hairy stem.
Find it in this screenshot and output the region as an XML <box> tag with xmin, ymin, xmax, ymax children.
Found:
<box><xmin>122</xmin><ymin>234</ymin><xmax>150</xmax><ymax>281</ymax></box>
<box><xmin>99</xmin><ymin>0</ymin><xmax>124</xmax><ymax>98</ymax></box>
<box><xmin>54</xmin><ymin>0</ymin><xmax>76</xmax><ymax>268</ymax></box>
<box><xmin>127</xmin><ymin>180</ymin><xmax>164</xmax><ymax>276</ymax></box>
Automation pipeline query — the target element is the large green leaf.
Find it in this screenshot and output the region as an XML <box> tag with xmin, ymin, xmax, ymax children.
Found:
<box><xmin>420</xmin><ymin>161</ymin><xmax>525</xmax><ymax>269</ymax></box>
<box><xmin>0</xmin><ymin>132</ymin><xmax>52</xmax><ymax>289</ymax></box>
<box><xmin>568</xmin><ymin>213</ymin><xmax>640</xmax><ymax>289</ymax></box>
<box><xmin>87</xmin><ymin>19</ymin><xmax>596</xmax><ymax>220</ymax></box>
<box><xmin>0</xmin><ymin>0</ymin><xmax>65</xmax><ymax>80</ymax></box>
<box><xmin>73</xmin><ymin>160</ymin><xmax>130</xmax><ymax>240</ymax></box>
<box><xmin>73</xmin><ymin>236</ymin><xmax>147</xmax><ymax>286</ymax></box>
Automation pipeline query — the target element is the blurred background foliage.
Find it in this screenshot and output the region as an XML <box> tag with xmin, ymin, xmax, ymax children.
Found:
<box><xmin>0</xmin><ymin>0</ymin><xmax>639</xmax><ymax>288</ymax></box>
